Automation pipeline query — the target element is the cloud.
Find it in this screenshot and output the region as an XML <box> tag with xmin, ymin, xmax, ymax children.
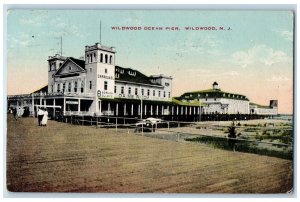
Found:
<box><xmin>8</xmin><ymin>32</ymin><xmax>38</xmax><ymax>48</ymax></box>
<box><xmin>231</xmin><ymin>44</ymin><xmax>291</xmax><ymax>68</ymax></box>
<box><xmin>19</xmin><ymin>10</ymin><xmax>48</xmax><ymax>26</ymax></box>
<box><xmin>267</xmin><ymin>76</ymin><xmax>290</xmax><ymax>82</ymax></box>
<box><xmin>161</xmin><ymin>34</ymin><xmax>223</xmax><ymax>56</ymax></box>
<box><xmin>276</xmin><ymin>30</ymin><xmax>293</xmax><ymax>41</ymax></box>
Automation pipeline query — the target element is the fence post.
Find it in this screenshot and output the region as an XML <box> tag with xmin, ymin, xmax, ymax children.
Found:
<box><xmin>116</xmin><ymin>118</ymin><xmax>118</xmax><ymax>132</ymax></box>
<box><xmin>142</xmin><ymin>123</ymin><xmax>144</xmax><ymax>136</ymax></box>
<box><xmin>82</xmin><ymin>116</ymin><xmax>84</xmax><ymax>126</ymax></box>
<box><xmin>177</xmin><ymin>132</ymin><xmax>180</xmax><ymax>142</ymax></box>
<box><xmin>178</xmin><ymin>122</ymin><xmax>180</xmax><ymax>128</ymax></box>
<box><xmin>96</xmin><ymin>116</ymin><xmax>98</xmax><ymax>128</ymax></box>
<box><xmin>91</xmin><ymin>117</ymin><xmax>92</xmax><ymax>126</ymax></box>
<box><xmin>71</xmin><ymin>116</ymin><xmax>72</xmax><ymax>124</ymax></box>
<box><xmin>168</xmin><ymin>122</ymin><xmax>170</xmax><ymax>131</ymax></box>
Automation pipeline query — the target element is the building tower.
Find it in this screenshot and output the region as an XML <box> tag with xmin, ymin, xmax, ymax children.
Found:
<box><xmin>212</xmin><ymin>81</ymin><xmax>220</xmax><ymax>90</ymax></box>
<box><xmin>85</xmin><ymin>43</ymin><xmax>116</xmax><ymax>113</ymax></box>
<box><xmin>47</xmin><ymin>54</ymin><xmax>66</xmax><ymax>94</ymax></box>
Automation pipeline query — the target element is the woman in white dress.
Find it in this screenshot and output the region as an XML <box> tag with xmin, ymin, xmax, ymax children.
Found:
<box><xmin>41</xmin><ymin>108</ymin><xmax>48</xmax><ymax>126</ymax></box>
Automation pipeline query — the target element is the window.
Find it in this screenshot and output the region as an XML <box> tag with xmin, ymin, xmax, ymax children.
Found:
<box><xmin>164</xmin><ymin>91</ymin><xmax>166</xmax><ymax>98</ymax></box>
<box><xmin>135</xmin><ymin>88</ymin><xmax>138</xmax><ymax>95</ymax></box>
<box><xmin>158</xmin><ymin>91</ymin><xmax>161</xmax><ymax>97</ymax></box>
<box><xmin>105</xmin><ymin>68</ymin><xmax>108</xmax><ymax>74</ymax></box>
<box><xmin>74</xmin><ymin>81</ymin><xmax>77</xmax><ymax>92</ymax></box>
<box><xmin>100</xmin><ymin>53</ymin><xmax>103</xmax><ymax>62</ymax></box>
<box><xmin>116</xmin><ymin>73</ymin><xmax>119</xmax><ymax>78</ymax></box>
<box><xmin>57</xmin><ymin>83</ymin><xmax>60</xmax><ymax>93</ymax></box>
<box><xmin>114</xmin><ymin>86</ymin><xmax>117</xmax><ymax>93</ymax></box>
<box><xmin>104</xmin><ymin>81</ymin><xmax>108</xmax><ymax>90</ymax></box>
<box><xmin>168</xmin><ymin>92</ymin><xmax>170</xmax><ymax>98</ymax></box>
<box><xmin>128</xmin><ymin>87</ymin><xmax>131</xmax><ymax>94</ymax></box>
<box><xmin>105</xmin><ymin>54</ymin><xmax>108</xmax><ymax>63</ymax></box>
<box><xmin>147</xmin><ymin>89</ymin><xmax>150</xmax><ymax>96</ymax></box>
<box><xmin>110</xmin><ymin>55</ymin><xmax>113</xmax><ymax>64</ymax></box>
<box><xmin>94</xmin><ymin>53</ymin><xmax>96</xmax><ymax>61</ymax></box>
<box><xmin>62</xmin><ymin>83</ymin><xmax>66</xmax><ymax>92</ymax></box>
<box><xmin>69</xmin><ymin>66</ymin><xmax>72</xmax><ymax>71</ymax></box>
<box><xmin>141</xmin><ymin>89</ymin><xmax>144</xmax><ymax>95</ymax></box>
<box><xmin>81</xmin><ymin>82</ymin><xmax>84</xmax><ymax>93</ymax></box>
<box><xmin>153</xmin><ymin>90</ymin><xmax>155</xmax><ymax>96</ymax></box>
<box><xmin>121</xmin><ymin>86</ymin><xmax>124</xmax><ymax>94</ymax></box>
<box><xmin>90</xmin><ymin>54</ymin><xmax>93</xmax><ymax>62</ymax></box>
<box><xmin>68</xmin><ymin>82</ymin><xmax>71</xmax><ymax>92</ymax></box>
<box><xmin>89</xmin><ymin>81</ymin><xmax>92</xmax><ymax>90</ymax></box>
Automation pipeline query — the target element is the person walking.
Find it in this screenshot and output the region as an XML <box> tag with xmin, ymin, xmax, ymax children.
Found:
<box><xmin>37</xmin><ymin>108</ymin><xmax>44</xmax><ymax>126</ymax></box>
<box><xmin>13</xmin><ymin>108</ymin><xmax>17</xmax><ymax>120</ymax></box>
<box><xmin>41</xmin><ymin>108</ymin><xmax>48</xmax><ymax>127</ymax></box>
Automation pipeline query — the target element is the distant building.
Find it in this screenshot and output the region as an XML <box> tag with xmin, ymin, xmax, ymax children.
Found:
<box><xmin>176</xmin><ymin>82</ymin><xmax>277</xmax><ymax>115</ymax></box>
<box><xmin>250</xmin><ymin>100</ymin><xmax>278</xmax><ymax>115</ymax></box>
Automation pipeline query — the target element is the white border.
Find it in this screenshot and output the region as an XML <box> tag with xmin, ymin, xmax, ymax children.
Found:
<box><xmin>1</xmin><ymin>1</ymin><xmax>298</xmax><ymax>202</ymax></box>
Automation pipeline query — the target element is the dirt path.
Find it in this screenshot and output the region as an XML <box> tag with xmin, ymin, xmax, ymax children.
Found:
<box><xmin>6</xmin><ymin>115</ymin><xmax>293</xmax><ymax>193</ymax></box>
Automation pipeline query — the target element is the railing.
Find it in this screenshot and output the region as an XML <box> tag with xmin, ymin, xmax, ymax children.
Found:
<box><xmin>58</xmin><ymin>115</ymin><xmax>292</xmax><ymax>159</ymax></box>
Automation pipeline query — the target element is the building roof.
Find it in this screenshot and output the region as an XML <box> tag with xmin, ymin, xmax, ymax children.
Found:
<box><xmin>181</xmin><ymin>89</ymin><xmax>249</xmax><ymax>101</ymax></box>
<box><xmin>69</xmin><ymin>57</ymin><xmax>86</xmax><ymax>69</ymax></box>
<box><xmin>115</xmin><ymin>66</ymin><xmax>162</xmax><ymax>86</ymax></box>
<box><xmin>250</xmin><ymin>102</ymin><xmax>272</xmax><ymax>109</ymax></box>
<box><xmin>32</xmin><ymin>85</ymin><xmax>48</xmax><ymax>94</ymax></box>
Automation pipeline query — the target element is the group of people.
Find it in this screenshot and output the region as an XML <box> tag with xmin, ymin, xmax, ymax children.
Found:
<box><xmin>37</xmin><ymin>108</ymin><xmax>48</xmax><ymax>126</ymax></box>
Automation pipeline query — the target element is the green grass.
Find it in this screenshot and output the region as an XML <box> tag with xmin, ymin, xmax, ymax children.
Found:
<box><xmin>185</xmin><ymin>136</ymin><xmax>293</xmax><ymax>160</ymax></box>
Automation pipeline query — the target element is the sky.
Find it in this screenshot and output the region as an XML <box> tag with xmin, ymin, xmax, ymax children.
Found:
<box><xmin>6</xmin><ymin>10</ymin><xmax>294</xmax><ymax>114</ymax></box>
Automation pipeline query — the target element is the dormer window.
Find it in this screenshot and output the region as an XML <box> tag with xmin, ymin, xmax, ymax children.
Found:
<box><xmin>128</xmin><ymin>70</ymin><xmax>136</xmax><ymax>76</ymax></box>
<box><xmin>115</xmin><ymin>73</ymin><xmax>119</xmax><ymax>78</ymax></box>
<box><xmin>120</xmin><ymin>69</ymin><xmax>124</xmax><ymax>74</ymax></box>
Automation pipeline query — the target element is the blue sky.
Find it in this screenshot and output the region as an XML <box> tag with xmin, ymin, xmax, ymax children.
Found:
<box><xmin>7</xmin><ymin>10</ymin><xmax>294</xmax><ymax>113</ymax></box>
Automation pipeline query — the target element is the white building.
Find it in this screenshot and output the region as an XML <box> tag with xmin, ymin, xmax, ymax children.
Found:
<box><xmin>250</xmin><ymin>101</ymin><xmax>278</xmax><ymax>115</ymax></box>
<box><xmin>177</xmin><ymin>82</ymin><xmax>249</xmax><ymax>114</ymax></box>
<box><xmin>46</xmin><ymin>43</ymin><xmax>173</xmax><ymax>116</ymax></box>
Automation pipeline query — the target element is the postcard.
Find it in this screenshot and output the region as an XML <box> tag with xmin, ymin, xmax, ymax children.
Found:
<box><xmin>6</xmin><ymin>9</ymin><xmax>294</xmax><ymax>194</ymax></box>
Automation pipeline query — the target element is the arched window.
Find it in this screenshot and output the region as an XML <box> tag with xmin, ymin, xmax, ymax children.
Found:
<box><xmin>90</xmin><ymin>54</ymin><xmax>93</xmax><ymax>63</ymax></box>
<box><xmin>74</xmin><ymin>81</ymin><xmax>78</xmax><ymax>92</ymax></box>
<box><xmin>104</xmin><ymin>81</ymin><xmax>108</xmax><ymax>91</ymax></box>
<box><xmin>105</xmin><ymin>54</ymin><xmax>108</xmax><ymax>63</ymax></box>
<box><xmin>89</xmin><ymin>81</ymin><xmax>92</xmax><ymax>90</ymax></box>
<box><xmin>62</xmin><ymin>83</ymin><xmax>66</xmax><ymax>93</ymax></box>
<box><xmin>57</xmin><ymin>83</ymin><xmax>60</xmax><ymax>93</ymax></box>
<box><xmin>100</xmin><ymin>53</ymin><xmax>103</xmax><ymax>62</ymax></box>
<box><xmin>109</xmin><ymin>55</ymin><xmax>113</xmax><ymax>64</ymax></box>
<box><xmin>94</xmin><ymin>53</ymin><xmax>96</xmax><ymax>61</ymax></box>
<box><xmin>68</xmin><ymin>82</ymin><xmax>71</xmax><ymax>92</ymax></box>
<box><xmin>81</xmin><ymin>82</ymin><xmax>84</xmax><ymax>93</ymax></box>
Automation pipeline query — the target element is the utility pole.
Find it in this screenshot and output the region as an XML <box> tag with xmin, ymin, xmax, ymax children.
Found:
<box><xmin>99</xmin><ymin>20</ymin><xmax>102</xmax><ymax>44</ymax></box>
<box><xmin>60</xmin><ymin>36</ymin><xmax>62</xmax><ymax>56</ymax></box>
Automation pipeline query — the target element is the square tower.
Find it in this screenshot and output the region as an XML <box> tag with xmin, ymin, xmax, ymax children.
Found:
<box><xmin>85</xmin><ymin>43</ymin><xmax>116</xmax><ymax>113</ymax></box>
<box><xmin>47</xmin><ymin>54</ymin><xmax>66</xmax><ymax>94</ymax></box>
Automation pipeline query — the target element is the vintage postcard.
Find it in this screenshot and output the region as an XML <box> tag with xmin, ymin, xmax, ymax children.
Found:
<box><xmin>6</xmin><ymin>9</ymin><xmax>294</xmax><ymax>194</ymax></box>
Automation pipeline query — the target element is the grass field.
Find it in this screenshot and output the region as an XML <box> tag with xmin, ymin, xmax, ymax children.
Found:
<box><xmin>6</xmin><ymin>115</ymin><xmax>293</xmax><ymax>193</ymax></box>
